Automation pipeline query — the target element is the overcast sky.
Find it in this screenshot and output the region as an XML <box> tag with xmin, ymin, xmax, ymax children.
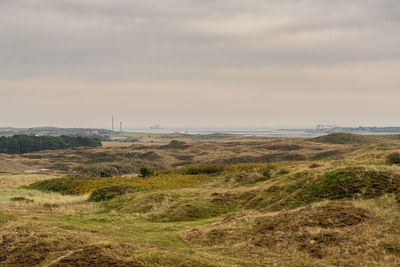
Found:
<box><xmin>1</xmin><ymin>0</ymin><xmax>399</xmax><ymax>129</ymax></box>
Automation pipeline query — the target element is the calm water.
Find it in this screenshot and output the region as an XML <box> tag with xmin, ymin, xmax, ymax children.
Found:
<box><xmin>124</xmin><ymin>127</ymin><xmax>324</xmax><ymax>137</ymax></box>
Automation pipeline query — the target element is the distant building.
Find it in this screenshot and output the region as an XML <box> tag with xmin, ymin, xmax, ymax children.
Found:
<box><xmin>150</xmin><ymin>124</ymin><xmax>164</xmax><ymax>129</ymax></box>
<box><xmin>316</xmin><ymin>124</ymin><xmax>339</xmax><ymax>130</ymax></box>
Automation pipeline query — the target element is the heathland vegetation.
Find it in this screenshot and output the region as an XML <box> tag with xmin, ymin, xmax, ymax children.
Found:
<box><xmin>0</xmin><ymin>135</ymin><xmax>101</xmax><ymax>154</ymax></box>
<box><xmin>2</xmin><ymin>132</ymin><xmax>400</xmax><ymax>266</ymax></box>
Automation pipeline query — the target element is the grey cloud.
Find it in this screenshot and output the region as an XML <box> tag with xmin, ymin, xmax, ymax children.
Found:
<box><xmin>1</xmin><ymin>0</ymin><xmax>400</xmax><ymax>127</ymax></box>
<box><xmin>1</xmin><ymin>0</ymin><xmax>399</xmax><ymax>76</ymax></box>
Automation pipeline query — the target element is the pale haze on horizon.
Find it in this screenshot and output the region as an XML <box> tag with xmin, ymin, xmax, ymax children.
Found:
<box><xmin>0</xmin><ymin>0</ymin><xmax>399</xmax><ymax>129</ymax></box>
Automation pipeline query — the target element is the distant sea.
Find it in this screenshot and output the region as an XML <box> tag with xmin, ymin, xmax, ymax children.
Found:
<box><xmin>124</xmin><ymin>127</ymin><xmax>325</xmax><ymax>138</ymax></box>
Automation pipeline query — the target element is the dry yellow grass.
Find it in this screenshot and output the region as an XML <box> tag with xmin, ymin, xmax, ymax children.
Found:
<box><xmin>0</xmin><ymin>173</ymin><xmax>57</xmax><ymax>188</ymax></box>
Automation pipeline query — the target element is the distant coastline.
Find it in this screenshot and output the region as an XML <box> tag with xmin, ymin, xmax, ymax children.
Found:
<box><xmin>2</xmin><ymin>126</ymin><xmax>400</xmax><ymax>138</ymax></box>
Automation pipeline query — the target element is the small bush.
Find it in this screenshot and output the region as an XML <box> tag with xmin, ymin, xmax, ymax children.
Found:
<box><xmin>387</xmin><ymin>153</ymin><xmax>400</xmax><ymax>164</ymax></box>
<box><xmin>277</xmin><ymin>169</ymin><xmax>290</xmax><ymax>175</ymax></box>
<box><xmin>169</xmin><ymin>140</ymin><xmax>186</xmax><ymax>146</ymax></box>
<box><xmin>140</xmin><ymin>167</ymin><xmax>154</xmax><ymax>178</ymax></box>
<box><xmin>74</xmin><ymin>162</ymin><xmax>138</xmax><ymax>177</ymax></box>
<box><xmin>309</xmin><ymin>163</ymin><xmax>321</xmax><ymax>168</ymax></box>
<box><xmin>88</xmin><ymin>185</ymin><xmax>130</xmax><ymax>202</ymax></box>
<box><xmin>262</xmin><ymin>166</ymin><xmax>274</xmax><ymax>179</ymax></box>
<box><xmin>181</xmin><ymin>164</ymin><xmax>225</xmax><ymax>175</ymax></box>
<box><xmin>10</xmin><ymin>197</ymin><xmax>34</xmax><ymax>203</ymax></box>
<box><xmin>164</xmin><ymin>140</ymin><xmax>188</xmax><ymax>149</ymax></box>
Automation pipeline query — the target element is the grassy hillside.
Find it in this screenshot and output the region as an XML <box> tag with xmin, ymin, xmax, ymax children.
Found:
<box><xmin>310</xmin><ymin>132</ymin><xmax>381</xmax><ymax>144</ymax></box>
<box><xmin>2</xmin><ymin>134</ymin><xmax>400</xmax><ymax>266</ymax></box>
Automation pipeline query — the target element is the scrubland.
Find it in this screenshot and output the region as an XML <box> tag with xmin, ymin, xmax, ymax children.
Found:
<box><xmin>2</xmin><ymin>133</ymin><xmax>400</xmax><ymax>266</ymax></box>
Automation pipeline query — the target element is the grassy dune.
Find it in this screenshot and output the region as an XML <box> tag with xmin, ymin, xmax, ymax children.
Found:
<box><xmin>2</xmin><ymin>133</ymin><xmax>400</xmax><ymax>266</ymax></box>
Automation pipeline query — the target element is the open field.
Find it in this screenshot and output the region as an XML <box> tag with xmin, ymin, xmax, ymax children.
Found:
<box><xmin>2</xmin><ymin>133</ymin><xmax>400</xmax><ymax>266</ymax></box>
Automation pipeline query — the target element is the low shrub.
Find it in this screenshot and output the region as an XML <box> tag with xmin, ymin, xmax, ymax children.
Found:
<box><xmin>309</xmin><ymin>163</ymin><xmax>321</xmax><ymax>168</ymax></box>
<box><xmin>181</xmin><ymin>164</ymin><xmax>225</xmax><ymax>175</ymax></box>
<box><xmin>262</xmin><ymin>168</ymin><xmax>272</xmax><ymax>179</ymax></box>
<box><xmin>166</xmin><ymin>140</ymin><xmax>187</xmax><ymax>148</ymax></box>
<box><xmin>262</xmin><ymin>165</ymin><xmax>276</xmax><ymax>179</ymax></box>
<box><xmin>74</xmin><ymin>162</ymin><xmax>138</xmax><ymax>177</ymax></box>
<box><xmin>139</xmin><ymin>166</ymin><xmax>154</xmax><ymax>177</ymax></box>
<box><xmin>88</xmin><ymin>185</ymin><xmax>130</xmax><ymax>202</ymax></box>
<box><xmin>387</xmin><ymin>152</ymin><xmax>400</xmax><ymax>164</ymax></box>
<box><xmin>10</xmin><ymin>197</ymin><xmax>34</xmax><ymax>203</ymax></box>
<box><xmin>277</xmin><ymin>169</ymin><xmax>290</xmax><ymax>175</ymax></box>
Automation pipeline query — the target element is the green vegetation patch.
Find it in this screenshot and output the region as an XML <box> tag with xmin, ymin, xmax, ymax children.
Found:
<box><xmin>163</xmin><ymin>140</ymin><xmax>189</xmax><ymax>149</ymax></box>
<box><xmin>139</xmin><ymin>166</ymin><xmax>154</xmax><ymax>177</ymax></box>
<box><xmin>295</xmin><ymin>169</ymin><xmax>400</xmax><ymax>205</ymax></box>
<box><xmin>28</xmin><ymin>172</ymin><xmax>212</xmax><ymax>195</ymax></box>
<box><xmin>0</xmin><ymin>134</ymin><xmax>101</xmax><ymax>154</ymax></box>
<box><xmin>10</xmin><ymin>196</ymin><xmax>34</xmax><ymax>203</ymax></box>
<box><xmin>180</xmin><ymin>164</ymin><xmax>225</xmax><ymax>175</ymax></box>
<box><xmin>88</xmin><ymin>185</ymin><xmax>130</xmax><ymax>202</ymax></box>
<box><xmin>387</xmin><ymin>152</ymin><xmax>400</xmax><ymax>164</ymax></box>
<box><xmin>74</xmin><ymin>162</ymin><xmax>138</xmax><ymax>177</ymax></box>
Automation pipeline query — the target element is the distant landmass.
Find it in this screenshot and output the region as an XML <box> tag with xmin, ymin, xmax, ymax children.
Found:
<box><xmin>2</xmin><ymin>126</ymin><xmax>400</xmax><ymax>138</ymax></box>
<box><xmin>307</xmin><ymin>126</ymin><xmax>400</xmax><ymax>134</ymax></box>
<box><xmin>0</xmin><ymin>127</ymin><xmax>114</xmax><ymax>136</ymax></box>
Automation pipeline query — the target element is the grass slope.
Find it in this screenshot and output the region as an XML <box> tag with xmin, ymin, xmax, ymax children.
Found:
<box><xmin>2</xmin><ymin>136</ymin><xmax>400</xmax><ymax>265</ymax></box>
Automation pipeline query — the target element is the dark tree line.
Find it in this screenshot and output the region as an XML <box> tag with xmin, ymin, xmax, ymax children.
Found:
<box><xmin>0</xmin><ymin>135</ymin><xmax>101</xmax><ymax>154</ymax></box>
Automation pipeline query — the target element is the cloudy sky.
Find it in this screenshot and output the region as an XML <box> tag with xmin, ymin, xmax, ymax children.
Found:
<box><xmin>1</xmin><ymin>0</ymin><xmax>399</xmax><ymax>129</ymax></box>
